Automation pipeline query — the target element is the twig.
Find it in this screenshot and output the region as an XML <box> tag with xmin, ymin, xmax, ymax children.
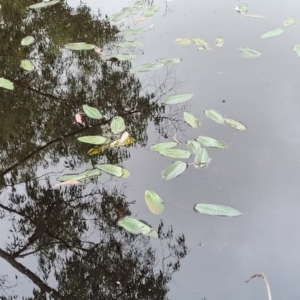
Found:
<box><xmin>245</xmin><ymin>273</ymin><xmax>272</xmax><ymax>300</ymax></box>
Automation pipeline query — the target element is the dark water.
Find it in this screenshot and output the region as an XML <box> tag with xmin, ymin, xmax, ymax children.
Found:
<box><xmin>1</xmin><ymin>0</ymin><xmax>300</xmax><ymax>299</ymax></box>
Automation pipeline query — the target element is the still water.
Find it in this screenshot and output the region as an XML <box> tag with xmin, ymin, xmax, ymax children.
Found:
<box><xmin>1</xmin><ymin>0</ymin><xmax>300</xmax><ymax>299</ymax></box>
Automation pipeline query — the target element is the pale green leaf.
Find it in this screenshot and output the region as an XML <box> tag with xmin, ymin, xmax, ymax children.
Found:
<box><xmin>0</xmin><ymin>78</ymin><xmax>14</xmax><ymax>90</ymax></box>
<box><xmin>293</xmin><ymin>45</ymin><xmax>300</xmax><ymax>57</ymax></box>
<box><xmin>194</xmin><ymin>148</ymin><xmax>210</xmax><ymax>169</ymax></box>
<box><xmin>21</xmin><ymin>36</ymin><xmax>35</xmax><ymax>46</ymax></box>
<box><xmin>111</xmin><ymin>116</ymin><xmax>126</xmax><ymax>134</ymax></box>
<box><xmin>196</xmin><ymin>136</ymin><xmax>227</xmax><ymax>149</ymax></box>
<box><xmin>235</xmin><ymin>3</ymin><xmax>248</xmax><ymax>14</ymax></box>
<box><xmin>116</xmin><ymin>27</ymin><xmax>148</xmax><ymax>36</ymax></box>
<box><xmin>145</xmin><ymin>190</ymin><xmax>164</xmax><ymax>214</ymax></box>
<box><xmin>77</xmin><ymin>136</ymin><xmax>109</xmax><ymax>145</ymax></box>
<box><xmin>238</xmin><ymin>47</ymin><xmax>261</xmax><ymax>58</ymax></box>
<box><xmin>162</xmin><ymin>161</ymin><xmax>187</xmax><ymax>180</ymax></box>
<box><xmin>215</xmin><ymin>38</ymin><xmax>224</xmax><ymax>47</ymax></box>
<box><xmin>20</xmin><ymin>60</ymin><xmax>35</xmax><ymax>71</ymax></box>
<box><xmin>283</xmin><ymin>17</ymin><xmax>295</xmax><ymax>27</ymax></box>
<box><xmin>261</xmin><ymin>28</ymin><xmax>284</xmax><ymax>39</ymax></box>
<box><xmin>186</xmin><ymin>141</ymin><xmax>202</xmax><ymax>155</ymax></box>
<box><xmin>142</xmin><ymin>5</ymin><xmax>159</xmax><ymax>17</ymax></box>
<box><xmin>191</xmin><ymin>37</ymin><xmax>209</xmax><ymax>49</ymax></box>
<box><xmin>194</xmin><ymin>203</ymin><xmax>242</xmax><ymax>217</ymax></box>
<box><xmin>204</xmin><ymin>109</ymin><xmax>224</xmax><ymax>124</ymax></box>
<box><xmin>29</xmin><ymin>0</ymin><xmax>60</xmax><ymax>9</ymax></box>
<box><xmin>113</xmin><ymin>41</ymin><xmax>143</xmax><ymax>48</ymax></box>
<box><xmin>162</xmin><ymin>93</ymin><xmax>194</xmax><ymax>105</ymax></box>
<box><xmin>57</xmin><ymin>169</ymin><xmax>101</xmax><ymax>182</ymax></box>
<box><xmin>183</xmin><ymin>112</ymin><xmax>200</xmax><ymax>128</ymax></box>
<box><xmin>224</xmin><ymin>118</ymin><xmax>246</xmax><ymax>130</ymax></box>
<box><xmin>64</xmin><ymin>42</ymin><xmax>95</xmax><ymax>50</ymax></box>
<box><xmin>150</xmin><ymin>141</ymin><xmax>177</xmax><ymax>152</ymax></box>
<box><xmin>175</xmin><ymin>38</ymin><xmax>192</xmax><ymax>45</ymax></box>
<box><xmin>130</xmin><ymin>62</ymin><xmax>165</xmax><ymax>73</ymax></box>
<box><xmin>117</xmin><ymin>216</ymin><xmax>153</xmax><ymax>235</ymax></box>
<box><xmin>82</xmin><ymin>104</ymin><xmax>102</xmax><ymax>119</ymax></box>
<box><xmin>157</xmin><ymin>57</ymin><xmax>181</xmax><ymax>64</ymax></box>
<box><xmin>107</xmin><ymin>53</ymin><xmax>137</xmax><ymax>61</ymax></box>
<box><xmin>96</xmin><ymin>163</ymin><xmax>129</xmax><ymax>178</ymax></box>
<box><xmin>159</xmin><ymin>149</ymin><xmax>191</xmax><ymax>159</ymax></box>
<box><xmin>111</xmin><ymin>9</ymin><xmax>131</xmax><ymax>22</ymax></box>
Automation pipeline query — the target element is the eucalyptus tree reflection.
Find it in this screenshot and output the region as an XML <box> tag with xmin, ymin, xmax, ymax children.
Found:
<box><xmin>0</xmin><ymin>180</ymin><xmax>187</xmax><ymax>299</ymax></box>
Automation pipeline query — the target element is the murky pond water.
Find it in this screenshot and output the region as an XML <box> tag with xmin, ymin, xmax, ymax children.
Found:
<box><xmin>1</xmin><ymin>0</ymin><xmax>300</xmax><ymax>299</ymax></box>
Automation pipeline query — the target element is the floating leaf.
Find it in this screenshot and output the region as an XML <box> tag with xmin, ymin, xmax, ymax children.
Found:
<box><xmin>215</xmin><ymin>37</ymin><xmax>224</xmax><ymax>47</ymax></box>
<box><xmin>111</xmin><ymin>9</ymin><xmax>131</xmax><ymax>22</ymax></box>
<box><xmin>186</xmin><ymin>141</ymin><xmax>202</xmax><ymax>155</ymax></box>
<box><xmin>235</xmin><ymin>3</ymin><xmax>248</xmax><ymax>14</ymax></box>
<box><xmin>142</xmin><ymin>5</ymin><xmax>159</xmax><ymax>17</ymax></box>
<box><xmin>146</xmin><ymin>229</ymin><xmax>158</xmax><ymax>238</ymax></box>
<box><xmin>204</xmin><ymin>109</ymin><xmax>224</xmax><ymax>124</ymax></box>
<box><xmin>113</xmin><ymin>41</ymin><xmax>143</xmax><ymax>48</ymax></box>
<box><xmin>145</xmin><ymin>190</ymin><xmax>164</xmax><ymax>214</ymax></box>
<box><xmin>122</xmin><ymin>6</ymin><xmax>140</xmax><ymax>13</ymax></box>
<box><xmin>191</xmin><ymin>37</ymin><xmax>209</xmax><ymax>49</ymax></box>
<box><xmin>0</xmin><ymin>78</ymin><xmax>14</xmax><ymax>90</ymax></box>
<box><xmin>162</xmin><ymin>93</ymin><xmax>194</xmax><ymax>105</ymax></box>
<box><xmin>183</xmin><ymin>112</ymin><xmax>200</xmax><ymax>128</ymax></box>
<box><xmin>196</xmin><ymin>136</ymin><xmax>227</xmax><ymax>149</ymax></box>
<box><xmin>75</xmin><ymin>113</ymin><xmax>83</xmax><ymax>124</ymax></box>
<box><xmin>96</xmin><ymin>163</ymin><xmax>129</xmax><ymax>178</ymax></box>
<box><xmin>116</xmin><ymin>27</ymin><xmax>148</xmax><ymax>36</ymax></box>
<box><xmin>224</xmin><ymin>118</ymin><xmax>246</xmax><ymax>130</ymax></box>
<box><xmin>87</xmin><ymin>145</ymin><xmax>107</xmax><ymax>155</ymax></box>
<box><xmin>238</xmin><ymin>47</ymin><xmax>261</xmax><ymax>58</ymax></box>
<box><xmin>117</xmin><ymin>216</ymin><xmax>156</xmax><ymax>236</ymax></box>
<box><xmin>29</xmin><ymin>0</ymin><xmax>60</xmax><ymax>9</ymax></box>
<box><xmin>194</xmin><ymin>203</ymin><xmax>242</xmax><ymax>217</ymax></box>
<box><xmin>107</xmin><ymin>53</ymin><xmax>138</xmax><ymax>61</ymax></box>
<box><xmin>283</xmin><ymin>17</ymin><xmax>295</xmax><ymax>27</ymax></box>
<box><xmin>293</xmin><ymin>45</ymin><xmax>300</xmax><ymax>57</ymax></box>
<box><xmin>194</xmin><ymin>148</ymin><xmax>210</xmax><ymax>169</ymax></box>
<box><xmin>157</xmin><ymin>57</ymin><xmax>181</xmax><ymax>64</ymax></box>
<box><xmin>21</xmin><ymin>36</ymin><xmax>35</xmax><ymax>46</ymax></box>
<box><xmin>64</xmin><ymin>42</ymin><xmax>95</xmax><ymax>50</ymax></box>
<box><xmin>130</xmin><ymin>62</ymin><xmax>165</xmax><ymax>73</ymax></box>
<box><xmin>82</xmin><ymin>104</ymin><xmax>102</xmax><ymax>119</ymax></box>
<box><xmin>150</xmin><ymin>141</ymin><xmax>177</xmax><ymax>152</ymax></box>
<box><xmin>162</xmin><ymin>161</ymin><xmax>187</xmax><ymax>180</ymax></box>
<box><xmin>77</xmin><ymin>136</ymin><xmax>109</xmax><ymax>145</ymax></box>
<box><xmin>243</xmin><ymin>14</ymin><xmax>266</xmax><ymax>18</ymax></box>
<box><xmin>261</xmin><ymin>28</ymin><xmax>283</xmax><ymax>39</ymax></box>
<box><xmin>111</xmin><ymin>133</ymin><xmax>135</xmax><ymax>147</ymax></box>
<box><xmin>122</xmin><ymin>168</ymin><xmax>130</xmax><ymax>178</ymax></box>
<box><xmin>57</xmin><ymin>169</ymin><xmax>101</xmax><ymax>182</ymax></box>
<box><xmin>159</xmin><ymin>149</ymin><xmax>191</xmax><ymax>159</ymax></box>
<box><xmin>175</xmin><ymin>38</ymin><xmax>192</xmax><ymax>45</ymax></box>
<box><xmin>111</xmin><ymin>116</ymin><xmax>126</xmax><ymax>134</ymax></box>
<box><xmin>52</xmin><ymin>180</ymin><xmax>81</xmax><ymax>188</ymax></box>
<box><xmin>20</xmin><ymin>60</ymin><xmax>34</xmax><ymax>71</ymax></box>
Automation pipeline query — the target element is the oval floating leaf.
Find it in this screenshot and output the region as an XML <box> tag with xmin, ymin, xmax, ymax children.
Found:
<box><xmin>159</xmin><ymin>149</ymin><xmax>191</xmax><ymax>159</ymax></box>
<box><xmin>21</xmin><ymin>36</ymin><xmax>35</xmax><ymax>46</ymax></box>
<box><xmin>215</xmin><ymin>37</ymin><xmax>224</xmax><ymax>47</ymax></box>
<box><xmin>117</xmin><ymin>216</ymin><xmax>154</xmax><ymax>235</ymax></box>
<box><xmin>57</xmin><ymin>169</ymin><xmax>101</xmax><ymax>182</ymax></box>
<box><xmin>194</xmin><ymin>203</ymin><xmax>242</xmax><ymax>217</ymax></box>
<box><xmin>238</xmin><ymin>47</ymin><xmax>261</xmax><ymax>58</ymax></box>
<box><xmin>77</xmin><ymin>136</ymin><xmax>109</xmax><ymax>145</ymax></box>
<box><xmin>107</xmin><ymin>53</ymin><xmax>137</xmax><ymax>61</ymax></box>
<box><xmin>183</xmin><ymin>112</ymin><xmax>200</xmax><ymax>128</ymax></box>
<box><xmin>204</xmin><ymin>109</ymin><xmax>224</xmax><ymax>124</ymax></box>
<box><xmin>82</xmin><ymin>104</ymin><xmax>102</xmax><ymax>119</ymax></box>
<box><xmin>187</xmin><ymin>141</ymin><xmax>202</xmax><ymax>155</ymax></box>
<box><xmin>191</xmin><ymin>37</ymin><xmax>209</xmax><ymax>49</ymax></box>
<box><xmin>113</xmin><ymin>41</ymin><xmax>143</xmax><ymax>48</ymax></box>
<box><xmin>224</xmin><ymin>118</ymin><xmax>246</xmax><ymax>130</ymax></box>
<box><xmin>150</xmin><ymin>141</ymin><xmax>177</xmax><ymax>152</ymax></box>
<box><xmin>157</xmin><ymin>57</ymin><xmax>181</xmax><ymax>64</ymax></box>
<box><xmin>29</xmin><ymin>0</ymin><xmax>60</xmax><ymax>9</ymax></box>
<box><xmin>111</xmin><ymin>9</ymin><xmax>131</xmax><ymax>22</ymax></box>
<box><xmin>162</xmin><ymin>93</ymin><xmax>194</xmax><ymax>105</ymax></box>
<box><xmin>235</xmin><ymin>3</ymin><xmax>248</xmax><ymax>14</ymax></box>
<box><xmin>196</xmin><ymin>136</ymin><xmax>227</xmax><ymax>149</ymax></box>
<box><xmin>111</xmin><ymin>116</ymin><xmax>126</xmax><ymax>134</ymax></box>
<box><xmin>116</xmin><ymin>27</ymin><xmax>148</xmax><ymax>36</ymax></box>
<box><xmin>194</xmin><ymin>148</ymin><xmax>210</xmax><ymax>169</ymax></box>
<box><xmin>96</xmin><ymin>163</ymin><xmax>129</xmax><ymax>178</ymax></box>
<box><xmin>283</xmin><ymin>17</ymin><xmax>295</xmax><ymax>27</ymax></box>
<box><xmin>20</xmin><ymin>60</ymin><xmax>34</xmax><ymax>71</ymax></box>
<box><xmin>130</xmin><ymin>62</ymin><xmax>165</xmax><ymax>73</ymax></box>
<box><xmin>145</xmin><ymin>190</ymin><xmax>164</xmax><ymax>214</ymax></box>
<box><xmin>261</xmin><ymin>28</ymin><xmax>283</xmax><ymax>39</ymax></box>
<box><xmin>64</xmin><ymin>42</ymin><xmax>95</xmax><ymax>50</ymax></box>
<box><xmin>162</xmin><ymin>161</ymin><xmax>187</xmax><ymax>180</ymax></box>
<box><xmin>293</xmin><ymin>45</ymin><xmax>300</xmax><ymax>57</ymax></box>
<box><xmin>142</xmin><ymin>5</ymin><xmax>159</xmax><ymax>17</ymax></box>
<box><xmin>0</xmin><ymin>78</ymin><xmax>14</xmax><ymax>90</ymax></box>
<box><xmin>175</xmin><ymin>38</ymin><xmax>192</xmax><ymax>45</ymax></box>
